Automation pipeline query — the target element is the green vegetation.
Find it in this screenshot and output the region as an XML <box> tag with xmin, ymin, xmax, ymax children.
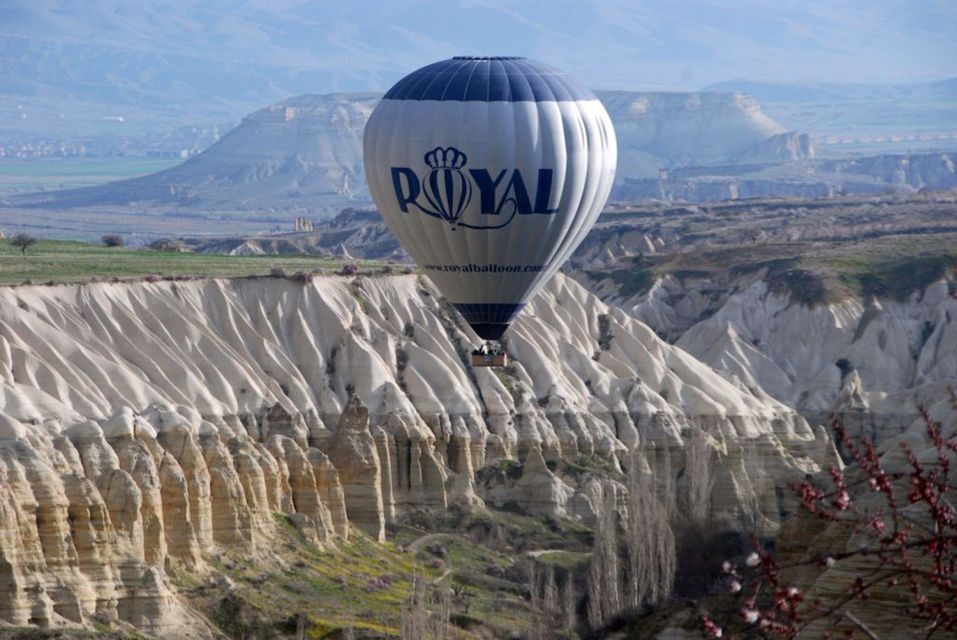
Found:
<box><xmin>0</xmin><ymin>629</ymin><xmax>144</xmax><ymax>639</ymax></box>
<box><xmin>0</xmin><ymin>238</ymin><xmax>380</xmax><ymax>285</ymax></box>
<box><xmin>180</xmin><ymin>517</ymin><xmax>442</xmax><ymax>638</ymax></box>
<box><xmin>166</xmin><ymin>505</ymin><xmax>597</xmax><ymax>638</ymax></box>
<box><xmin>397</xmin><ymin>505</ymin><xmax>593</xmax><ymax>556</ymax></box>
<box><xmin>589</xmin><ymin>233</ymin><xmax>957</xmax><ymax>305</ymax></box>
<box><xmin>607</xmin><ymin>266</ymin><xmax>656</xmax><ymax>297</ymax></box>
<box><xmin>559</xmin><ymin>453</ymin><xmax>623</xmax><ymax>480</ymax></box>
<box><xmin>529</xmin><ymin>550</ymin><xmax>591</xmax><ymax>572</ymax></box>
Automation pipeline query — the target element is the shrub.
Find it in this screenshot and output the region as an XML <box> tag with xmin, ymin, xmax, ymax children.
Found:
<box><xmin>9</xmin><ymin>234</ymin><xmax>37</xmax><ymax>256</ymax></box>
<box><xmin>340</xmin><ymin>263</ymin><xmax>359</xmax><ymax>276</ymax></box>
<box><xmin>703</xmin><ymin>400</ymin><xmax>957</xmax><ymax>638</ymax></box>
<box><xmin>290</xmin><ymin>270</ymin><xmax>313</xmax><ymax>284</ymax></box>
<box><xmin>597</xmin><ymin>313</ymin><xmax>613</xmax><ymax>351</ymax></box>
<box><xmin>144</xmin><ymin>274</ymin><xmax>162</xmax><ymax>283</ymax></box>
<box><xmin>102</xmin><ymin>234</ymin><xmax>124</xmax><ymax>247</ymax></box>
<box><xmin>835</xmin><ymin>357</ymin><xmax>853</xmax><ymax>380</ymax></box>
<box><xmin>269</xmin><ymin>265</ymin><xmax>286</xmax><ymax>278</ymax></box>
<box><xmin>91</xmin><ymin>609</ymin><xmax>113</xmax><ymax>627</ymax></box>
<box><xmin>149</xmin><ymin>238</ymin><xmax>186</xmax><ymax>252</ymax></box>
<box><xmin>326</xmin><ymin>346</ymin><xmax>338</xmax><ymax>376</ymax></box>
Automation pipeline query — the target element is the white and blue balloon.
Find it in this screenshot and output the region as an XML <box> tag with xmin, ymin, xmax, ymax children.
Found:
<box><xmin>364</xmin><ymin>57</ymin><xmax>617</xmax><ymax>341</ymax></box>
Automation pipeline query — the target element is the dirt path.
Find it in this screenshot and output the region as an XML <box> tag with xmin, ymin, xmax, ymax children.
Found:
<box><xmin>406</xmin><ymin>532</ymin><xmax>456</xmax><ymax>553</ymax></box>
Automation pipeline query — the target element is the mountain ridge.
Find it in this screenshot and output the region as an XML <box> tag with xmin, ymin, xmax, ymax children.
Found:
<box><xmin>6</xmin><ymin>90</ymin><xmax>812</xmax><ymax>215</ymax></box>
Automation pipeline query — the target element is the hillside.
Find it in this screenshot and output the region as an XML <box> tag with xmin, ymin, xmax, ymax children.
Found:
<box><xmin>570</xmin><ymin>193</ymin><xmax>957</xmax><ymax>440</ymax></box>
<box><xmin>0</xmin><ymin>273</ymin><xmax>832</xmax><ymax>636</ymax></box>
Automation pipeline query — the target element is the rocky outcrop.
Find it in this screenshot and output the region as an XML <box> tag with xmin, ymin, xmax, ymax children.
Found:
<box><xmin>0</xmin><ymin>274</ymin><xmax>833</xmax><ymax>634</ymax></box>
<box><xmin>328</xmin><ymin>394</ymin><xmax>385</xmax><ymax>541</ymax></box>
<box><xmin>576</xmin><ymin>227</ymin><xmax>956</xmax><ymax>444</ymax></box>
<box><xmin>0</xmin><ymin>399</ymin><xmax>354</xmax><ymax>634</ymax></box>
<box><xmin>671</xmin><ymin>279</ymin><xmax>957</xmax><ymax>441</ymax></box>
<box><xmin>818</xmin><ymin>152</ymin><xmax>957</xmax><ymax>191</ymax></box>
<box><xmin>613</xmin><ymin>150</ymin><xmax>954</xmax><ymax>203</ymax></box>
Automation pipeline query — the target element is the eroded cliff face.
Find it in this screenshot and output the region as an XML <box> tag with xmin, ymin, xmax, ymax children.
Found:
<box><xmin>0</xmin><ymin>274</ymin><xmax>832</xmax><ymax>633</ymax></box>
<box><xmin>615</xmin><ymin>276</ymin><xmax>957</xmax><ymax>441</ymax></box>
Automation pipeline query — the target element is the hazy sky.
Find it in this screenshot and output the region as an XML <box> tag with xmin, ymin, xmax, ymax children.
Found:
<box><xmin>3</xmin><ymin>0</ymin><xmax>956</xmax><ymax>119</ymax></box>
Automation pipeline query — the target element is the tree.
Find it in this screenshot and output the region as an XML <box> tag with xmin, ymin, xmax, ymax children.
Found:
<box><xmin>149</xmin><ymin>238</ymin><xmax>186</xmax><ymax>252</ymax></box>
<box><xmin>701</xmin><ymin>395</ymin><xmax>957</xmax><ymax>639</ymax></box>
<box><xmin>9</xmin><ymin>234</ymin><xmax>37</xmax><ymax>256</ymax></box>
<box><xmin>102</xmin><ymin>234</ymin><xmax>124</xmax><ymax>247</ymax></box>
<box><xmin>587</xmin><ymin>452</ymin><xmax>676</xmax><ymax>631</ymax></box>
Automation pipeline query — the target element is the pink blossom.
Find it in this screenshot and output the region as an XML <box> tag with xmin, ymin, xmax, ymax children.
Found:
<box><xmin>701</xmin><ymin>614</ymin><xmax>723</xmax><ymax>639</ymax></box>
<box><xmin>834</xmin><ymin>489</ymin><xmax>851</xmax><ymax>510</ymax></box>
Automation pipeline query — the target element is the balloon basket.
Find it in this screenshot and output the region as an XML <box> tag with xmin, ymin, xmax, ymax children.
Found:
<box><xmin>470</xmin><ymin>342</ymin><xmax>508</xmax><ymax>368</ymax></box>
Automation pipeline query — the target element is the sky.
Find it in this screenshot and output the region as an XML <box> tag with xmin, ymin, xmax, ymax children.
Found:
<box><xmin>2</xmin><ymin>0</ymin><xmax>956</xmax><ymax>123</ymax></box>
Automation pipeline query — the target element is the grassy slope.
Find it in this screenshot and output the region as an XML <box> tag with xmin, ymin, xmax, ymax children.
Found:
<box><xmin>0</xmin><ymin>239</ymin><xmax>374</xmax><ymax>285</ymax></box>
<box><xmin>592</xmin><ymin>232</ymin><xmax>957</xmax><ymax>305</ymax></box>
<box><xmin>169</xmin><ymin>506</ymin><xmax>595</xmax><ymax>639</ymax></box>
<box><xmin>590</xmin><ymin>194</ymin><xmax>957</xmax><ymax>305</ymax></box>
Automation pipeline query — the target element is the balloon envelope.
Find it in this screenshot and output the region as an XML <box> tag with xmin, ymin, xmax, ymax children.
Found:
<box><xmin>364</xmin><ymin>56</ymin><xmax>617</xmax><ymax>340</ymax></box>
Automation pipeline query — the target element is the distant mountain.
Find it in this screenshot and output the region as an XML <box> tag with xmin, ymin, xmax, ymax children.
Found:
<box><xmin>600</xmin><ymin>91</ymin><xmax>811</xmax><ymax>178</ymax></box>
<box><xmin>703</xmin><ymin>78</ymin><xmax>957</xmax><ymax>155</ymax></box>
<box><xmin>9</xmin><ymin>90</ymin><xmax>809</xmax><ymax>214</ymax></box>
<box><xmin>4</xmin><ymin>0</ymin><xmax>956</xmax><ymax>141</ymax></box>
<box><xmin>10</xmin><ymin>94</ymin><xmax>378</xmax><ymax>214</ymax></box>
<box><xmin>703</xmin><ymin>78</ymin><xmax>957</xmax><ymax>105</ymax></box>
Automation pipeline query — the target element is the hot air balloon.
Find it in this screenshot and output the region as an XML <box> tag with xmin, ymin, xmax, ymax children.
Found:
<box><xmin>364</xmin><ymin>56</ymin><xmax>617</xmax><ymax>365</ymax></box>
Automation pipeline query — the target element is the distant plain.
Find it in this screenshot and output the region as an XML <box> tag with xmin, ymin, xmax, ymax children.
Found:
<box><xmin>0</xmin><ymin>239</ymin><xmax>362</xmax><ymax>285</ymax></box>
<box><xmin>0</xmin><ymin>158</ymin><xmax>180</xmax><ymax>195</ymax></box>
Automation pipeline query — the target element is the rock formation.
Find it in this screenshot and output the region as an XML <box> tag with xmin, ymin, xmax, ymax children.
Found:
<box><xmin>667</xmin><ymin>279</ymin><xmax>957</xmax><ymax>442</ymax></box>
<box><xmin>328</xmin><ymin>394</ymin><xmax>385</xmax><ymax>541</ymax></box>
<box><xmin>0</xmin><ymin>274</ymin><xmax>834</xmax><ymax>634</ymax></box>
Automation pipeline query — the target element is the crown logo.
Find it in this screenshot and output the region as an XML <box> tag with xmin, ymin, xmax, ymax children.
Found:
<box><xmin>424</xmin><ymin>147</ymin><xmax>468</xmax><ymax>170</ymax></box>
